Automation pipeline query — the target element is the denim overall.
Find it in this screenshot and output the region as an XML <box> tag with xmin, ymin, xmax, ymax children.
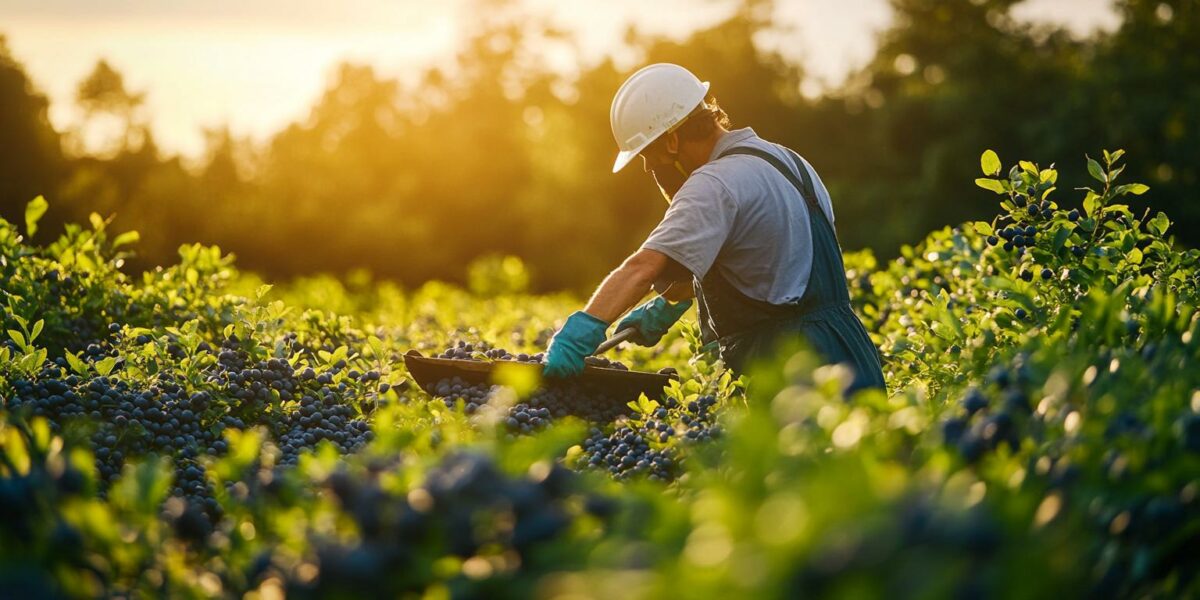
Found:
<box><xmin>692</xmin><ymin>146</ymin><xmax>886</xmax><ymax>394</ymax></box>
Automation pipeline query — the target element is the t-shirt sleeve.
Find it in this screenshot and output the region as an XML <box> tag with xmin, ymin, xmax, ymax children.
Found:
<box><xmin>639</xmin><ymin>172</ymin><xmax>736</xmax><ymax>279</ymax></box>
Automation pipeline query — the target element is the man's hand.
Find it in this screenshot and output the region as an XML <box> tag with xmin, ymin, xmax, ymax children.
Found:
<box><xmin>543</xmin><ymin>311</ymin><xmax>609</xmax><ymax>377</ymax></box>
<box><xmin>615</xmin><ymin>296</ymin><xmax>692</xmax><ymax>346</ymax></box>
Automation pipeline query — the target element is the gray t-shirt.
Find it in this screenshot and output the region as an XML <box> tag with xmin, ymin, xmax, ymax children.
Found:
<box><xmin>641</xmin><ymin>127</ymin><xmax>836</xmax><ymax>305</ymax></box>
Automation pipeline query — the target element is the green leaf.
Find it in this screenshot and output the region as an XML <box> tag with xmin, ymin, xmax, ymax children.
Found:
<box><xmin>975</xmin><ymin>178</ymin><xmax>1006</xmax><ymax>194</ymax></box>
<box><xmin>493</xmin><ymin>362</ymin><xmax>540</xmax><ymax>397</ymax></box>
<box><xmin>1052</xmin><ymin>226</ymin><xmax>1072</xmax><ymax>252</ymax></box>
<box><xmin>1086</xmin><ymin>157</ymin><xmax>1106</xmax><ymax>183</ymax></box>
<box><xmin>1083</xmin><ymin>191</ymin><xmax>1101</xmax><ymax>216</ymax></box>
<box><xmin>1019</xmin><ymin>160</ymin><xmax>1038</xmax><ymax>175</ymax></box>
<box><xmin>112</xmin><ymin>230</ymin><xmax>140</xmax><ymax>248</ymax></box>
<box><xmin>1108</xmin><ymin>149</ymin><xmax>1125</xmax><ymax>164</ymax></box>
<box><xmin>367</xmin><ymin>335</ymin><xmax>385</xmax><ymax>360</ymax></box>
<box><xmin>94</xmin><ymin>356</ymin><xmax>118</xmax><ymax>377</ymax></box>
<box><xmin>980</xmin><ymin>150</ymin><xmax>1001</xmax><ymax>176</ymax></box>
<box><xmin>7</xmin><ymin>329</ymin><xmax>25</xmax><ymax>349</ymax></box>
<box><xmin>24</xmin><ymin>195</ymin><xmax>48</xmax><ymax>238</ymax></box>
<box><xmin>972</xmin><ymin>221</ymin><xmax>994</xmax><ymax>236</ymax></box>
<box><xmin>1149</xmin><ymin>212</ymin><xmax>1170</xmax><ymax>236</ymax></box>
<box><xmin>256</xmin><ymin>284</ymin><xmax>274</xmax><ymax>300</ymax></box>
<box><xmin>1128</xmin><ymin>247</ymin><xmax>1143</xmax><ymax>264</ymax></box>
<box><xmin>65</xmin><ymin>352</ymin><xmax>89</xmax><ymax>376</ymax></box>
<box><xmin>3</xmin><ymin>427</ymin><xmax>30</xmax><ymax>475</ymax></box>
<box><xmin>111</xmin><ymin>458</ymin><xmax>172</xmax><ymax>515</ymax></box>
<box><xmin>1117</xmin><ymin>183</ymin><xmax>1149</xmax><ymax>196</ymax></box>
<box><xmin>29</xmin><ymin>320</ymin><xmax>43</xmax><ymax>344</ymax></box>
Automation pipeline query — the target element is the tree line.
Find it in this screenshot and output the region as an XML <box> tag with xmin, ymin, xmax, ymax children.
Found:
<box><xmin>0</xmin><ymin>0</ymin><xmax>1195</xmax><ymax>292</ymax></box>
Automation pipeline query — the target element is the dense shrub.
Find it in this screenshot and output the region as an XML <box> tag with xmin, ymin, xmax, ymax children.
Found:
<box><xmin>1</xmin><ymin>150</ymin><xmax>1197</xmax><ymax>598</ymax></box>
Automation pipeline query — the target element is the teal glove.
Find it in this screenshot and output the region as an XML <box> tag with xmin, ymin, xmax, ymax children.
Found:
<box><xmin>543</xmin><ymin>311</ymin><xmax>609</xmax><ymax>378</ymax></box>
<box><xmin>615</xmin><ymin>297</ymin><xmax>693</xmax><ymax>346</ymax></box>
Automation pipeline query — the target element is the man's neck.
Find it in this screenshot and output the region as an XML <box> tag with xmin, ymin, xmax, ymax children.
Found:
<box><xmin>696</xmin><ymin>127</ymin><xmax>731</xmax><ymax>169</ymax></box>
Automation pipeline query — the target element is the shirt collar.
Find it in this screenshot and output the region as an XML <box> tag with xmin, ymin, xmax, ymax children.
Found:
<box><xmin>708</xmin><ymin>127</ymin><xmax>758</xmax><ymax>163</ymax></box>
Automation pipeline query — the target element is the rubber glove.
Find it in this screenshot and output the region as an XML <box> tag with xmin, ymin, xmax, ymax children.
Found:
<box><xmin>543</xmin><ymin>311</ymin><xmax>609</xmax><ymax>378</ymax></box>
<box><xmin>615</xmin><ymin>296</ymin><xmax>693</xmax><ymax>346</ymax></box>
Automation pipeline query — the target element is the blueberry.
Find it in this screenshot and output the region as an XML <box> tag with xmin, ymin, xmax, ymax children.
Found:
<box><xmin>942</xmin><ymin>417</ymin><xmax>968</xmax><ymax>444</ymax></box>
<box><xmin>961</xmin><ymin>388</ymin><xmax>988</xmax><ymax>414</ymax></box>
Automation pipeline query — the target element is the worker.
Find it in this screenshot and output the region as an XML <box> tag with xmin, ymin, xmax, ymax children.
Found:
<box><xmin>542</xmin><ymin>63</ymin><xmax>885</xmax><ymax>394</ymax></box>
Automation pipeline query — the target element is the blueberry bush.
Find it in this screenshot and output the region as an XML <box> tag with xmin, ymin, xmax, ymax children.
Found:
<box><xmin>1</xmin><ymin>150</ymin><xmax>1198</xmax><ymax>599</ymax></box>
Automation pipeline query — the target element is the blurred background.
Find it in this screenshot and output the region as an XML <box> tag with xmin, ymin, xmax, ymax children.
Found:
<box><xmin>0</xmin><ymin>0</ymin><xmax>1195</xmax><ymax>292</ymax></box>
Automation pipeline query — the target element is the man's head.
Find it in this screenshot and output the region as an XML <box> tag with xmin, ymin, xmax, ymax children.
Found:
<box><xmin>638</xmin><ymin>100</ymin><xmax>731</xmax><ymax>201</ymax></box>
<box><xmin>609</xmin><ymin>63</ymin><xmax>731</xmax><ymax>202</ymax></box>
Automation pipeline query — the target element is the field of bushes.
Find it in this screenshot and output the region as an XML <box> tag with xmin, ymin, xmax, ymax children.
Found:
<box><xmin>2</xmin><ymin>150</ymin><xmax>1198</xmax><ymax>599</ymax></box>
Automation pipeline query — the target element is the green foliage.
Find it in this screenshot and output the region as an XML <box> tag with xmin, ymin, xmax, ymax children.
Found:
<box><xmin>4</xmin><ymin>1</ymin><xmax>1198</xmax><ymax>292</ymax></box>
<box><xmin>1</xmin><ymin>151</ymin><xmax>1200</xmax><ymax>597</ymax></box>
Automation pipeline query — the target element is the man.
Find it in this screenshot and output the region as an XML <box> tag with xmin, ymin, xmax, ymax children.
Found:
<box><xmin>542</xmin><ymin>63</ymin><xmax>885</xmax><ymax>394</ymax></box>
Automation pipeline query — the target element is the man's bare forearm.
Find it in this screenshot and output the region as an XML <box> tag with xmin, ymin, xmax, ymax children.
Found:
<box><xmin>581</xmin><ymin>249</ymin><xmax>670</xmax><ymax>323</ymax></box>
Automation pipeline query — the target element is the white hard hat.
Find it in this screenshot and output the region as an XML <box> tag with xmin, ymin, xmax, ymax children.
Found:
<box><xmin>609</xmin><ymin>63</ymin><xmax>710</xmax><ymax>173</ymax></box>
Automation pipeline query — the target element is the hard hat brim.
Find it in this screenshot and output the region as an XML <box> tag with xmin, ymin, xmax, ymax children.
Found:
<box><xmin>612</xmin><ymin>149</ymin><xmax>642</xmax><ymax>174</ymax></box>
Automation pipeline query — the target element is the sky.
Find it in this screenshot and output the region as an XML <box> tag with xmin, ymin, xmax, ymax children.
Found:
<box><xmin>0</xmin><ymin>0</ymin><xmax>1121</xmax><ymax>161</ymax></box>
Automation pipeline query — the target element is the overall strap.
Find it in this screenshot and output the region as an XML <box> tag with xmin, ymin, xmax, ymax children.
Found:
<box><xmin>716</xmin><ymin>146</ymin><xmax>837</xmax><ymax>242</ymax></box>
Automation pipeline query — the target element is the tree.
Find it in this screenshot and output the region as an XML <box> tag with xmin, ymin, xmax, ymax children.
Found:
<box><xmin>0</xmin><ymin>35</ymin><xmax>65</xmax><ymax>233</ymax></box>
<box><xmin>72</xmin><ymin>59</ymin><xmax>150</xmax><ymax>157</ymax></box>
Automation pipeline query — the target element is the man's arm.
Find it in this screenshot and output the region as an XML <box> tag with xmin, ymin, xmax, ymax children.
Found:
<box><xmin>658</xmin><ymin>280</ymin><xmax>696</xmax><ymax>303</ymax></box>
<box><xmin>581</xmin><ymin>248</ymin><xmax>673</xmax><ymax>323</ymax></box>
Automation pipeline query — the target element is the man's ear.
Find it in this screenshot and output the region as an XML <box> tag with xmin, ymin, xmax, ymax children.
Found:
<box><xmin>664</xmin><ymin>131</ymin><xmax>680</xmax><ymax>155</ymax></box>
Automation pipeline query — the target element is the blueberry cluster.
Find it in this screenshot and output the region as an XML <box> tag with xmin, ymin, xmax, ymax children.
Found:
<box><xmin>274</xmin><ymin>395</ymin><xmax>373</xmax><ymax>466</ymax></box>
<box><xmin>209</xmin><ymin>335</ymin><xmax>379</xmax><ymax>465</ymax></box>
<box><xmin>525</xmin><ymin>386</ymin><xmax>628</xmax><ymax>422</ymax></box>
<box><xmin>437</xmin><ymin>341</ymin><xmax>629</xmax><ymax>370</ymax></box>
<box><xmin>940</xmin><ymin>360</ymin><xmax>1033</xmax><ymax>463</ymax></box>
<box><xmin>209</xmin><ymin>338</ymin><xmax>301</xmax><ymax>406</ymax></box>
<box><xmin>438</xmin><ymin>341</ymin><xmax>548</xmax><ymax>363</ymax></box>
<box><xmin>5</xmin><ymin>367</ymin><xmax>231</xmax><ymax>490</ymax></box>
<box><xmin>679</xmin><ymin>394</ymin><xmax>722</xmax><ymax>443</ymax></box>
<box><xmin>581</xmin><ymin>425</ymin><xmax>675</xmax><ymax>481</ymax></box>
<box><xmin>993</xmin><ymin>224</ymin><xmax>1038</xmax><ymax>253</ymax></box>
<box><xmin>505</xmin><ymin>403</ymin><xmax>552</xmax><ymax>434</ymax></box>
<box><xmin>279</xmin><ymin>452</ymin><xmax>607</xmax><ymax>597</ymax></box>
<box><xmin>429</xmin><ymin>376</ymin><xmax>629</xmax><ymax>424</ymax></box>
<box><xmin>579</xmin><ymin>394</ymin><xmax>723</xmax><ymax>481</ymax></box>
<box><xmin>4</xmin><ymin>327</ymin><xmax>384</xmax><ymax>523</ymax></box>
<box><xmin>172</xmin><ymin>458</ymin><xmax>221</xmax><ymax>519</ymax></box>
<box><xmin>432</xmin><ymin>377</ymin><xmax>497</xmax><ymax>414</ymax></box>
<box><xmin>583</xmin><ymin>355</ymin><xmax>629</xmax><ymax>370</ymax></box>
